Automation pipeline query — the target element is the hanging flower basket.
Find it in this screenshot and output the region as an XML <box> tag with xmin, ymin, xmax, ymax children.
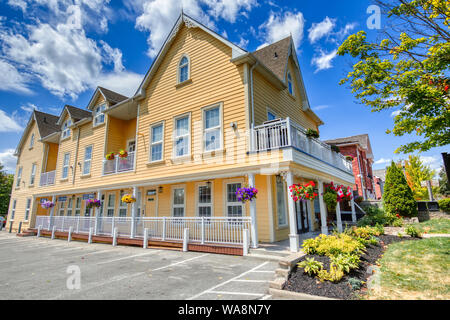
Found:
<box><xmin>41</xmin><ymin>200</ymin><xmax>55</xmax><ymax>209</ymax></box>
<box><xmin>330</xmin><ymin>145</ymin><xmax>340</xmax><ymax>153</ymax></box>
<box><xmin>105</xmin><ymin>152</ymin><xmax>115</xmax><ymax>160</ymax></box>
<box><xmin>86</xmin><ymin>199</ymin><xmax>101</xmax><ymax>209</ymax></box>
<box><xmin>118</xmin><ymin>149</ymin><xmax>128</xmax><ymax>159</ymax></box>
<box><xmin>236</xmin><ymin>186</ymin><xmax>258</xmax><ymax>203</ymax></box>
<box><xmin>289</xmin><ymin>181</ymin><xmax>318</xmax><ymax>201</ymax></box>
<box><xmin>337</xmin><ymin>185</ymin><xmax>353</xmax><ymax>202</ymax></box>
<box><xmin>121</xmin><ymin>194</ymin><xmax>136</xmax><ymax>204</ymax></box>
<box><xmin>305</xmin><ymin>129</ymin><xmax>319</xmax><ymax>139</ymax></box>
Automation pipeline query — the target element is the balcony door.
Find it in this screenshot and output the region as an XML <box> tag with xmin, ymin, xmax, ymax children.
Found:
<box><xmin>145</xmin><ymin>189</ymin><xmax>157</xmax><ymax>217</ymax></box>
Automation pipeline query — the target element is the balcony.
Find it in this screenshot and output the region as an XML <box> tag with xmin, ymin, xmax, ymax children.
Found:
<box><xmin>39</xmin><ymin>170</ymin><xmax>56</xmax><ymax>186</ymax></box>
<box><xmin>251</xmin><ymin>118</ymin><xmax>353</xmax><ymax>174</ymax></box>
<box><xmin>103</xmin><ymin>152</ymin><xmax>135</xmax><ymax>175</ymax></box>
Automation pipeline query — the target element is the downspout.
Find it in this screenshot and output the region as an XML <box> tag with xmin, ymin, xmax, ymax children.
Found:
<box><xmin>249</xmin><ymin>61</ymin><xmax>259</xmax><ymax>150</ymax></box>
<box><xmin>72</xmin><ymin>127</ymin><xmax>81</xmax><ymax>185</ymax></box>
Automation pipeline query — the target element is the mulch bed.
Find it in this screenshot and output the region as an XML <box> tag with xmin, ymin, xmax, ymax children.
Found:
<box><xmin>283</xmin><ymin>235</ymin><xmax>417</xmax><ymax>300</ymax></box>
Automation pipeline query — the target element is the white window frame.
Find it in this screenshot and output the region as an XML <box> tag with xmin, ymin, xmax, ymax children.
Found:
<box><xmin>25</xmin><ymin>198</ymin><xmax>31</xmax><ymax>221</ymax></box>
<box><xmin>93</xmin><ymin>103</ymin><xmax>106</xmax><ymax>127</ymax></box>
<box><xmin>16</xmin><ymin>167</ymin><xmax>22</xmax><ymax>188</ymax></box>
<box><xmin>149</xmin><ymin>121</ymin><xmax>164</xmax><ymax>162</ymax></box>
<box><xmin>276</xmin><ymin>176</ymin><xmax>288</xmax><ymax>227</ymax></box>
<box><xmin>62</xmin><ymin>152</ymin><xmax>70</xmax><ymax>179</ymax></box>
<box><xmin>196</xmin><ymin>182</ymin><xmax>213</xmax><ymax>218</ymax></box>
<box><xmin>287</xmin><ymin>71</ymin><xmax>294</xmax><ymax>96</ymax></box>
<box><xmin>29</xmin><ymin>133</ymin><xmax>35</xmax><ymax>149</ymax></box>
<box><xmin>62</xmin><ymin>119</ymin><xmax>72</xmax><ymax>140</ymax></box>
<box><xmin>83</xmin><ymin>145</ymin><xmax>93</xmax><ymax>175</ymax></box>
<box><xmin>58</xmin><ymin>200</ymin><xmax>66</xmax><ymax>216</ymax></box>
<box><xmin>177</xmin><ymin>54</ymin><xmax>190</xmax><ymax>84</ymax></box>
<box><xmin>171</xmin><ymin>185</ymin><xmax>186</xmax><ymax>218</ymax></box>
<box><xmin>106</xmin><ymin>193</ymin><xmax>116</xmax><ymax>217</ymax></box>
<box><xmin>29</xmin><ymin>163</ymin><xmax>36</xmax><ymax>186</ymax></box>
<box><xmin>118</xmin><ymin>191</ymin><xmax>127</xmax><ymax>219</ymax></box>
<box><xmin>224</xmin><ymin>181</ymin><xmax>244</xmax><ymax>218</ymax></box>
<box><xmin>67</xmin><ymin>197</ymin><xmax>73</xmax><ymax>216</ymax></box>
<box><xmin>10</xmin><ymin>199</ymin><xmax>16</xmax><ymax>220</ymax></box>
<box><xmin>74</xmin><ymin>197</ymin><xmax>81</xmax><ymax>216</ymax></box>
<box><xmin>127</xmin><ymin>139</ymin><xmax>136</xmax><ymax>153</ymax></box>
<box><xmin>173</xmin><ymin>113</ymin><xmax>191</xmax><ymax>158</ymax></box>
<box><xmin>202</xmin><ymin>103</ymin><xmax>223</xmax><ymax>152</ymax></box>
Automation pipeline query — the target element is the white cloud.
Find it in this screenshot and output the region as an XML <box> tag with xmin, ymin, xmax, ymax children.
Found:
<box><xmin>420</xmin><ymin>155</ymin><xmax>442</xmax><ymax>171</ymax></box>
<box><xmin>258</xmin><ymin>11</ymin><xmax>305</xmax><ymax>49</ymax></box>
<box><xmin>0</xmin><ymin>149</ymin><xmax>17</xmax><ymax>174</ymax></box>
<box><xmin>0</xmin><ymin>109</ymin><xmax>23</xmax><ymax>132</ymax></box>
<box><xmin>312</xmin><ymin>105</ymin><xmax>330</xmax><ymax>111</ymax></box>
<box><xmin>308</xmin><ymin>16</ymin><xmax>336</xmax><ymax>43</ymax></box>
<box><xmin>7</xmin><ymin>0</ymin><xmax>27</xmax><ymax>12</ymax></box>
<box><xmin>0</xmin><ymin>3</ymin><xmax>142</xmax><ymax>99</ymax></box>
<box><xmin>374</xmin><ymin>158</ymin><xmax>392</xmax><ymax>165</ymax></box>
<box><xmin>0</xmin><ymin>59</ymin><xmax>32</xmax><ymax>94</ymax></box>
<box><xmin>311</xmin><ymin>49</ymin><xmax>337</xmax><ymax>72</ymax></box>
<box><xmin>391</xmin><ymin>110</ymin><xmax>401</xmax><ymax>117</ymax></box>
<box><xmin>20</xmin><ymin>103</ymin><xmax>39</xmax><ymax>113</ymax></box>
<box><xmin>96</xmin><ymin>71</ymin><xmax>143</xmax><ymax>97</ymax></box>
<box><xmin>203</xmin><ymin>0</ymin><xmax>257</xmax><ymax>23</ymax></box>
<box><xmin>238</xmin><ymin>36</ymin><xmax>249</xmax><ymax>49</ymax></box>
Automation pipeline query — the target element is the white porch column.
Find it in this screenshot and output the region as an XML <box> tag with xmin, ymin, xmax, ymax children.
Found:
<box><xmin>95</xmin><ymin>190</ymin><xmax>102</xmax><ymax>235</ymax></box>
<box><xmin>130</xmin><ymin>186</ymin><xmax>138</xmax><ymax>238</ymax></box>
<box><xmin>49</xmin><ymin>195</ymin><xmax>56</xmax><ymax>228</ymax></box>
<box><xmin>285</xmin><ymin>171</ymin><xmax>299</xmax><ymax>252</ymax></box>
<box><xmin>336</xmin><ymin>201</ymin><xmax>343</xmax><ymax>233</ymax></box>
<box><xmin>248</xmin><ymin>173</ymin><xmax>258</xmax><ymax>249</ymax></box>
<box><xmin>350</xmin><ymin>189</ymin><xmax>357</xmax><ymax>223</ymax></box>
<box><xmin>318</xmin><ymin>180</ymin><xmax>328</xmax><ymax>235</ymax></box>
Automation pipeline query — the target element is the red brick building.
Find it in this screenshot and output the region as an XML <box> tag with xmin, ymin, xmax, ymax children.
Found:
<box><xmin>325</xmin><ymin>134</ymin><xmax>376</xmax><ymax>200</ymax></box>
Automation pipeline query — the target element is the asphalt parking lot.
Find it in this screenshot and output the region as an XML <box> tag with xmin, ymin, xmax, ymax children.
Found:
<box><xmin>0</xmin><ymin>231</ymin><xmax>278</xmax><ymax>300</ymax></box>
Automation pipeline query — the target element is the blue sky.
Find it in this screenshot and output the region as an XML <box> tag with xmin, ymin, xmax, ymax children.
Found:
<box><xmin>0</xmin><ymin>0</ymin><xmax>446</xmax><ymax>174</ymax></box>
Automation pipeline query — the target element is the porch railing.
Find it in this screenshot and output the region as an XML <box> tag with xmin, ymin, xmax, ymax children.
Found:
<box><xmin>103</xmin><ymin>152</ymin><xmax>135</xmax><ymax>175</ymax></box>
<box><xmin>251</xmin><ymin>118</ymin><xmax>353</xmax><ymax>174</ymax></box>
<box><xmin>39</xmin><ymin>170</ymin><xmax>56</xmax><ymax>187</ymax></box>
<box><xmin>35</xmin><ymin>215</ymin><xmax>252</xmax><ymax>246</ymax></box>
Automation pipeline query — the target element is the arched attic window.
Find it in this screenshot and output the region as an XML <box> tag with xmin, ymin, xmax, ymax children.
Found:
<box><xmin>287</xmin><ymin>71</ymin><xmax>294</xmax><ymax>96</ymax></box>
<box><xmin>178</xmin><ymin>55</ymin><xmax>190</xmax><ymax>83</ymax></box>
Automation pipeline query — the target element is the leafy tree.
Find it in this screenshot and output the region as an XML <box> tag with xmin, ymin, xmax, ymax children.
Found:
<box><xmin>337</xmin><ymin>0</ymin><xmax>450</xmax><ymax>154</ymax></box>
<box><xmin>383</xmin><ymin>161</ymin><xmax>417</xmax><ymax>217</ymax></box>
<box><xmin>404</xmin><ymin>154</ymin><xmax>435</xmax><ymax>199</ymax></box>
<box><xmin>0</xmin><ymin>163</ymin><xmax>13</xmax><ymax>217</ymax></box>
<box><xmin>438</xmin><ymin>165</ymin><xmax>450</xmax><ymax>196</ymax></box>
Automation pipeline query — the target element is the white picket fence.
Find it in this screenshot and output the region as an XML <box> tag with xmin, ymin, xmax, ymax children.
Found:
<box><xmin>35</xmin><ymin>216</ymin><xmax>252</xmax><ymax>246</ymax></box>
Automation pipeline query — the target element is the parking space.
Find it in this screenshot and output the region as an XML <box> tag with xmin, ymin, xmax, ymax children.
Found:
<box><xmin>0</xmin><ymin>231</ymin><xmax>278</xmax><ymax>300</ymax></box>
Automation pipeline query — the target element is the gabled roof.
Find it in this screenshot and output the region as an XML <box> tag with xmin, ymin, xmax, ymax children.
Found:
<box><xmin>56</xmin><ymin>105</ymin><xmax>92</xmax><ymax>125</ymax></box>
<box><xmin>324</xmin><ymin>134</ymin><xmax>374</xmax><ymax>159</ymax></box>
<box><xmin>14</xmin><ymin>110</ymin><xmax>60</xmax><ymax>156</ymax></box>
<box><xmin>252</xmin><ymin>37</ymin><xmax>292</xmax><ymax>82</ymax></box>
<box><xmin>87</xmin><ymin>86</ymin><xmax>129</xmax><ymax>110</ymax></box>
<box><xmin>135</xmin><ymin>13</ymin><xmax>247</xmax><ymax>97</ymax></box>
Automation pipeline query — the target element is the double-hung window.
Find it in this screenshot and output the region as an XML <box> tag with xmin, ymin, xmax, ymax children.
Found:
<box><xmin>107</xmin><ymin>194</ymin><xmax>115</xmax><ymax>217</ymax></box>
<box><xmin>178</xmin><ymin>56</ymin><xmax>189</xmax><ymax>83</ymax></box>
<box><xmin>150</xmin><ymin>123</ymin><xmax>164</xmax><ymax>162</ymax></box>
<box><xmin>62</xmin><ymin>119</ymin><xmax>72</xmax><ymax>139</ymax></box>
<box><xmin>276</xmin><ymin>177</ymin><xmax>288</xmax><ymax>227</ymax></box>
<box><xmin>172</xmin><ymin>188</ymin><xmax>185</xmax><ymax>217</ymax></box>
<box><xmin>203</xmin><ymin>105</ymin><xmax>221</xmax><ymax>152</ymax></box>
<box><xmin>287</xmin><ymin>72</ymin><xmax>294</xmax><ymax>96</ymax></box>
<box><xmin>25</xmin><ymin>198</ymin><xmax>31</xmax><ymax>221</ymax></box>
<box><xmin>58</xmin><ymin>201</ymin><xmax>65</xmax><ymax>216</ymax></box>
<box><xmin>16</xmin><ymin>167</ymin><xmax>22</xmax><ymax>188</ymax></box>
<box><xmin>67</xmin><ymin>198</ymin><xmax>73</xmax><ymax>216</ymax></box>
<box><xmin>10</xmin><ymin>200</ymin><xmax>16</xmax><ymax>220</ymax></box>
<box><xmin>83</xmin><ymin>146</ymin><xmax>93</xmax><ymax>175</ymax></box>
<box><xmin>30</xmin><ymin>163</ymin><xmax>36</xmax><ymax>185</ymax></box>
<box><xmin>198</xmin><ymin>185</ymin><xmax>212</xmax><ymax>217</ymax></box>
<box><xmin>226</xmin><ymin>183</ymin><xmax>243</xmax><ymax>217</ymax></box>
<box><xmin>118</xmin><ymin>191</ymin><xmax>127</xmax><ymax>218</ymax></box>
<box><xmin>74</xmin><ymin>197</ymin><xmax>81</xmax><ymax>216</ymax></box>
<box><xmin>94</xmin><ymin>104</ymin><xmax>106</xmax><ymax>126</ymax></box>
<box><xmin>29</xmin><ymin>133</ymin><xmax>35</xmax><ymax>148</ymax></box>
<box><xmin>62</xmin><ymin>153</ymin><xmax>70</xmax><ymax>179</ymax></box>
<box><xmin>174</xmin><ymin>115</ymin><xmax>190</xmax><ymax>158</ymax></box>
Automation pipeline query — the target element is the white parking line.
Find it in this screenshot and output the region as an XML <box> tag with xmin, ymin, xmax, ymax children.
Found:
<box><xmin>97</xmin><ymin>251</ymin><xmax>160</xmax><ymax>265</ymax></box>
<box><xmin>259</xmin><ymin>294</ymin><xmax>272</xmax><ymax>300</ymax></box>
<box><xmin>208</xmin><ymin>290</ymin><xmax>264</xmax><ymax>297</ymax></box>
<box><xmin>231</xmin><ymin>279</ymin><xmax>269</xmax><ymax>283</ymax></box>
<box><xmin>187</xmin><ymin>261</ymin><xmax>270</xmax><ymax>300</ymax></box>
<box><xmin>151</xmin><ymin>253</ymin><xmax>209</xmax><ymax>272</ymax></box>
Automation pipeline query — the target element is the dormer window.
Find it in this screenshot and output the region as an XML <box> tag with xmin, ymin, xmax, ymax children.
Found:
<box><xmin>62</xmin><ymin>119</ymin><xmax>72</xmax><ymax>139</ymax></box>
<box><xmin>287</xmin><ymin>71</ymin><xmax>294</xmax><ymax>96</ymax></box>
<box><xmin>94</xmin><ymin>104</ymin><xmax>106</xmax><ymax>126</ymax></box>
<box><xmin>178</xmin><ymin>55</ymin><xmax>189</xmax><ymax>83</ymax></box>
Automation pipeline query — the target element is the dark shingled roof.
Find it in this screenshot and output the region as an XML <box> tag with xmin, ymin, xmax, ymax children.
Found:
<box><xmin>33</xmin><ymin>110</ymin><xmax>60</xmax><ymax>138</ymax></box>
<box><xmin>65</xmin><ymin>105</ymin><xmax>92</xmax><ymax>122</ymax></box>
<box><xmin>252</xmin><ymin>37</ymin><xmax>291</xmax><ymax>82</ymax></box>
<box><xmin>98</xmin><ymin>86</ymin><xmax>128</xmax><ymax>105</ymax></box>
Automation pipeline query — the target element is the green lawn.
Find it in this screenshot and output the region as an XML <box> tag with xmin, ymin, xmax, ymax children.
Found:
<box><xmin>368</xmin><ymin>237</ymin><xmax>450</xmax><ymax>300</ymax></box>
<box><xmin>413</xmin><ymin>218</ymin><xmax>450</xmax><ymax>234</ymax></box>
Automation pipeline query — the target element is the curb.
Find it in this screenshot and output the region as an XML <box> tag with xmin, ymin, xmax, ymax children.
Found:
<box><xmin>268</xmin><ymin>288</ymin><xmax>337</xmax><ymax>300</ymax></box>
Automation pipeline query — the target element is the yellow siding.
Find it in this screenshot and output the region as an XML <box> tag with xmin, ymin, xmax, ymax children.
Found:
<box><xmin>106</xmin><ymin>117</ymin><xmax>136</xmax><ymax>154</ymax></box>
<box><xmin>45</xmin><ymin>142</ymin><xmax>59</xmax><ymax>171</ymax></box>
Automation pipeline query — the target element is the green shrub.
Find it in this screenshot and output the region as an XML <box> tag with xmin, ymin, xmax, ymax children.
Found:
<box><xmin>323</xmin><ymin>191</ymin><xmax>338</xmax><ymax>211</ymax></box>
<box><xmin>357</xmin><ymin>206</ymin><xmax>397</xmax><ymax>227</ymax></box>
<box><xmin>405</xmin><ymin>225</ymin><xmax>421</xmax><ymax>238</ymax></box>
<box><xmin>438</xmin><ymin>198</ymin><xmax>450</xmax><ymax>213</ymax></box>
<box><xmin>301</xmin><ymin>233</ymin><xmax>365</xmax><ymax>257</ymax></box>
<box><xmin>382</xmin><ymin>161</ymin><xmax>417</xmax><ymax>217</ymax></box>
<box><xmin>297</xmin><ymin>258</ymin><xmax>323</xmax><ymax>276</ymax></box>
<box><xmin>317</xmin><ymin>264</ymin><xmax>345</xmax><ymax>283</ymax></box>
<box><xmin>347</xmin><ymin>278</ymin><xmax>364</xmax><ymax>290</ymax></box>
<box><xmin>305</xmin><ymin>128</ymin><xmax>320</xmax><ymax>138</ymax></box>
<box><xmin>329</xmin><ymin>253</ymin><xmax>360</xmax><ymax>273</ymax></box>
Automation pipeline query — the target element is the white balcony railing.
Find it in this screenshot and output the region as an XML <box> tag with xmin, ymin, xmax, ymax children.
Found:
<box><xmin>39</xmin><ymin>170</ymin><xmax>56</xmax><ymax>186</ymax></box>
<box><xmin>103</xmin><ymin>152</ymin><xmax>135</xmax><ymax>175</ymax></box>
<box><xmin>251</xmin><ymin>118</ymin><xmax>353</xmax><ymax>174</ymax></box>
<box><xmin>35</xmin><ymin>215</ymin><xmax>252</xmax><ymax>246</ymax></box>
